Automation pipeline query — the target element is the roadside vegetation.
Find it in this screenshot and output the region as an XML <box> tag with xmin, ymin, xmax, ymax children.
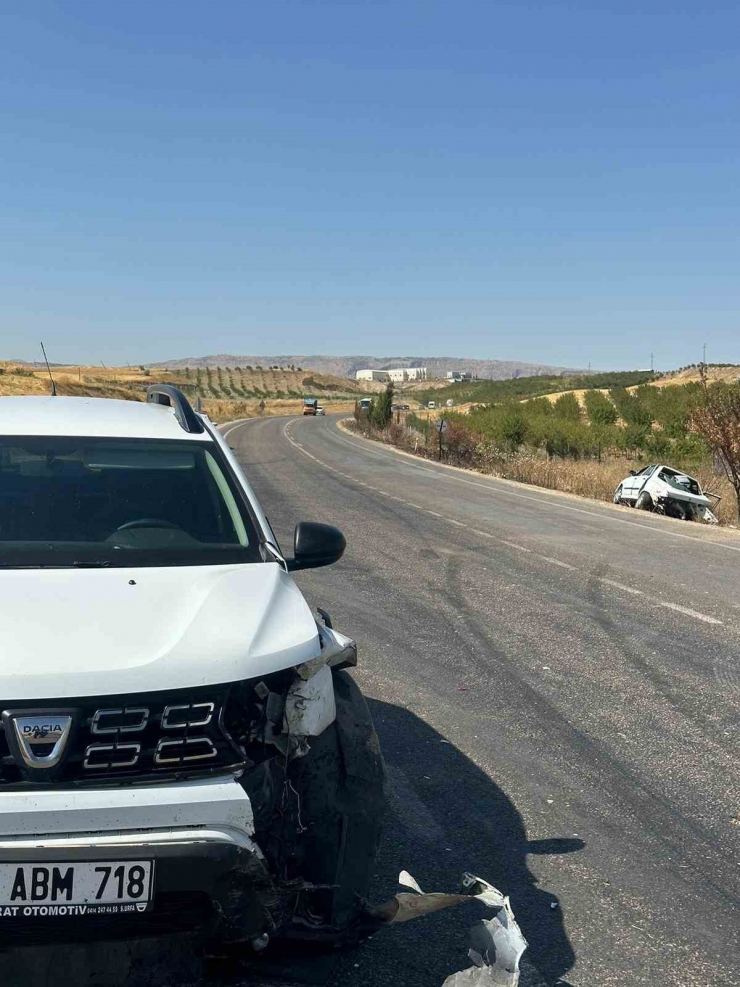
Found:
<box><xmin>415</xmin><ymin>369</ymin><xmax>657</xmax><ymax>408</ymax></box>
<box><xmin>352</xmin><ymin>367</ymin><xmax>740</xmax><ymax>525</ymax></box>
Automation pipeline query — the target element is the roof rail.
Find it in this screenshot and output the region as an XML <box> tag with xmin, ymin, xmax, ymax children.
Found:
<box><xmin>146</xmin><ymin>384</ymin><xmax>205</xmax><ymax>434</ymax></box>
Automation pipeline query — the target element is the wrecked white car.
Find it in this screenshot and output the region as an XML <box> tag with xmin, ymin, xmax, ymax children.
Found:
<box><xmin>614</xmin><ymin>463</ymin><xmax>719</xmax><ymax>523</ymax></box>
<box><xmin>0</xmin><ymin>387</ymin><xmax>384</xmax><ymax>952</ymax></box>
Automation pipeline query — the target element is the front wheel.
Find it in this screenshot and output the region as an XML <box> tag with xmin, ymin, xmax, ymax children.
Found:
<box><xmin>279</xmin><ymin>671</ymin><xmax>386</xmax><ymax>943</ymax></box>
<box><xmin>635</xmin><ymin>491</ymin><xmax>654</xmax><ymax>511</ymax></box>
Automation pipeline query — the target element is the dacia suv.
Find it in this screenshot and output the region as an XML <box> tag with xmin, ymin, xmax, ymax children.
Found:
<box><xmin>0</xmin><ymin>386</ymin><xmax>384</xmax><ymax>949</ymax></box>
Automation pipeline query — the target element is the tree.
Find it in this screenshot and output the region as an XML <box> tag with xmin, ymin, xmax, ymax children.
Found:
<box><xmin>691</xmin><ymin>369</ymin><xmax>740</xmax><ymax>519</ymax></box>
<box><xmin>495</xmin><ymin>404</ymin><xmax>528</xmax><ymax>452</ymax></box>
<box><xmin>372</xmin><ymin>382</ymin><xmax>394</xmax><ymax>429</ymax></box>
<box><xmin>553</xmin><ymin>392</ymin><xmax>582</xmax><ymax>422</ymax></box>
<box><xmin>609</xmin><ymin>387</ymin><xmax>653</xmax><ymax>429</ymax></box>
<box><xmin>584</xmin><ymin>390</ymin><xmax>617</xmax><ymax>426</ymax></box>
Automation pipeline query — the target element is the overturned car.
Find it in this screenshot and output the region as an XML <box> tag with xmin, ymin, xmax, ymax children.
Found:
<box><xmin>614</xmin><ymin>463</ymin><xmax>719</xmax><ymax>523</ymax></box>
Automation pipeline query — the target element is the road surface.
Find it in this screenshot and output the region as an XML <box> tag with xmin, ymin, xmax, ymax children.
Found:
<box><xmin>222</xmin><ymin>413</ymin><xmax>740</xmax><ymax>987</ymax></box>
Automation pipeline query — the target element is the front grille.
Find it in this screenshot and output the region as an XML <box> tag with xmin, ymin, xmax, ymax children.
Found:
<box><xmin>0</xmin><ymin>685</ymin><xmax>248</xmax><ymax>787</ymax></box>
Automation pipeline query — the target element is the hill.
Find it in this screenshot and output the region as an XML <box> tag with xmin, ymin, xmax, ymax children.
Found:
<box><xmin>416</xmin><ymin>369</ymin><xmax>657</xmax><ymax>408</ymax></box>
<box><xmin>150</xmin><ymin>353</ymin><xmax>585</xmax><ymax>380</ymax></box>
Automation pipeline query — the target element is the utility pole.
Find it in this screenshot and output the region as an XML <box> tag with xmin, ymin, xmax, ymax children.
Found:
<box><xmin>650</xmin><ymin>352</ymin><xmax>654</xmax><ymax>373</ymax></box>
<box><xmin>702</xmin><ymin>343</ymin><xmax>707</xmax><ymax>366</ymax></box>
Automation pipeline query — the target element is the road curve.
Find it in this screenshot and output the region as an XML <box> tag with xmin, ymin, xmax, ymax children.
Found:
<box><xmin>226</xmin><ymin>414</ymin><xmax>740</xmax><ymax>987</ymax></box>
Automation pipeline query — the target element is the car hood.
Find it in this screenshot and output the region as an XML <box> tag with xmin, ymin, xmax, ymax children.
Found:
<box><xmin>0</xmin><ymin>563</ymin><xmax>320</xmax><ymax>700</ymax></box>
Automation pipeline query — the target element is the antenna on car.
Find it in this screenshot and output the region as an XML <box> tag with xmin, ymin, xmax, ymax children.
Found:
<box><xmin>40</xmin><ymin>341</ymin><xmax>57</xmax><ymax>396</ymax></box>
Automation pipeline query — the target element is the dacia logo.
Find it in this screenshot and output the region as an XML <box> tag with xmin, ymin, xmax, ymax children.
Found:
<box><xmin>22</xmin><ymin>724</ymin><xmax>61</xmax><ymax>741</ymax></box>
<box><xmin>2</xmin><ymin>712</ymin><xmax>74</xmax><ymax>771</ymax></box>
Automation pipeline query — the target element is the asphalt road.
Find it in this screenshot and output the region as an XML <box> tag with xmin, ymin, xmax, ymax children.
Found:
<box><xmin>222</xmin><ymin>413</ymin><xmax>740</xmax><ymax>987</ymax></box>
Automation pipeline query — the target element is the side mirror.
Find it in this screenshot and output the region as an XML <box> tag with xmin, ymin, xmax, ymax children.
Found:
<box><xmin>286</xmin><ymin>522</ymin><xmax>346</xmax><ymax>571</ymax></box>
<box><xmin>629</xmin><ymin>469</ymin><xmax>637</xmax><ymax>476</ymax></box>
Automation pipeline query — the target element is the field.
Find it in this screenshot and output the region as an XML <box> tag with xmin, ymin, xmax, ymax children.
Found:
<box><xmin>531</xmin><ymin>365</ymin><xmax>740</xmax><ymax>408</ymax></box>
<box><xmin>0</xmin><ymin>363</ymin><xmax>371</xmax><ymax>419</ymax></box>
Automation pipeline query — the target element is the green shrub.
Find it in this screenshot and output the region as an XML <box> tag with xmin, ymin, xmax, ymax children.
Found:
<box><xmin>584</xmin><ymin>390</ymin><xmax>617</xmax><ymax>426</ymax></box>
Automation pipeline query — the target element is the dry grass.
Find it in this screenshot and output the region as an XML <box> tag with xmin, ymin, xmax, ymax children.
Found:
<box><xmin>482</xmin><ymin>455</ymin><xmax>736</xmax><ymax>525</ymax></box>
<box><xmin>201</xmin><ymin>397</ymin><xmax>357</xmax><ymax>422</ymax></box>
<box><xmin>0</xmin><ymin>363</ymin><xmax>358</xmax><ymax>421</ymax></box>
<box><xmin>0</xmin><ymin>362</ymin><xmax>191</xmax><ymax>400</ymax></box>
<box><xmin>351</xmin><ymin>418</ymin><xmax>740</xmax><ymax>527</ymax></box>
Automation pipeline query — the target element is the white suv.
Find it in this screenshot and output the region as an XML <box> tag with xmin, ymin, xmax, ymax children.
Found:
<box><xmin>0</xmin><ymin>386</ymin><xmax>384</xmax><ymax>951</ymax></box>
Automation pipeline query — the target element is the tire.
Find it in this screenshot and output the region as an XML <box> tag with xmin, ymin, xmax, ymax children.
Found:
<box><xmin>665</xmin><ymin>499</ymin><xmax>688</xmax><ymax>521</ymax></box>
<box><xmin>635</xmin><ymin>491</ymin><xmax>653</xmax><ymax>511</ymax></box>
<box><xmin>613</xmin><ymin>485</ymin><xmax>624</xmax><ymax>504</ymax></box>
<box><xmin>279</xmin><ymin>670</ymin><xmax>386</xmax><ymax>942</ymax></box>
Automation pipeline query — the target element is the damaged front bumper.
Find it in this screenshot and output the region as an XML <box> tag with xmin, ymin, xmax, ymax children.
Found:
<box><xmin>0</xmin><ymin>618</ymin><xmax>375</xmax><ymax>949</ymax></box>
<box><xmin>656</xmin><ymin>493</ymin><xmax>719</xmax><ymax>523</ymax></box>
<box><xmin>0</xmin><ymin>778</ymin><xmax>279</xmax><ymax>946</ymax></box>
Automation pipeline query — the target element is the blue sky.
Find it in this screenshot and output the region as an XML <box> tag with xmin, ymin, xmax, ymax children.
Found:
<box><xmin>2</xmin><ymin>1</ymin><xmax>738</xmax><ymax>369</ymax></box>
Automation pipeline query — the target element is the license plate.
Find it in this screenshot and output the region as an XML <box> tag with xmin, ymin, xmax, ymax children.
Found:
<box><xmin>0</xmin><ymin>861</ymin><xmax>154</xmax><ymax>918</ymax></box>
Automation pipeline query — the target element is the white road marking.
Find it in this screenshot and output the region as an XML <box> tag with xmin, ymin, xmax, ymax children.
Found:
<box><xmin>279</xmin><ymin>420</ymin><xmax>729</xmax><ymax>629</ymax></box>
<box><xmin>655</xmin><ymin>601</ymin><xmax>723</xmax><ymax>625</ymax></box>
<box><xmin>542</xmin><ymin>557</ymin><xmax>576</xmax><ymax>570</ymax></box>
<box><xmin>599</xmin><ymin>578</ymin><xmax>643</xmax><ymax>596</ymax></box>
<box><xmin>330</xmin><ymin>423</ymin><xmax>740</xmax><ymax>554</ymax></box>
<box><xmin>222</xmin><ymin>417</ymin><xmax>258</xmax><ymax>438</ymax></box>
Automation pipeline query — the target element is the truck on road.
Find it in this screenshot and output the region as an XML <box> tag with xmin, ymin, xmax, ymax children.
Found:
<box><xmin>302</xmin><ymin>397</ymin><xmax>319</xmax><ymax>415</ymax></box>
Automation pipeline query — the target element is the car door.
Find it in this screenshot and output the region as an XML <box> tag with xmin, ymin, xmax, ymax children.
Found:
<box><xmin>622</xmin><ymin>465</ymin><xmax>651</xmax><ymax>500</ymax></box>
<box><xmin>633</xmin><ymin>465</ymin><xmax>657</xmax><ymax>500</ymax></box>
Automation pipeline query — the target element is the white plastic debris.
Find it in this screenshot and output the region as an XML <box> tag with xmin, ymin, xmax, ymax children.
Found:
<box><xmin>367</xmin><ymin>871</ymin><xmax>527</xmax><ymax>986</ymax></box>
<box><xmin>442</xmin><ymin>905</ymin><xmax>528</xmax><ymax>986</ymax></box>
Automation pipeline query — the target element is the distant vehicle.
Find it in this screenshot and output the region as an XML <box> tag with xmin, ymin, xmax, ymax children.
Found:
<box><xmin>446</xmin><ymin>399</ymin><xmax>454</xmax><ymax>407</ymax></box>
<box><xmin>303</xmin><ymin>398</ymin><xmax>319</xmax><ymax>416</ymax></box>
<box><xmin>358</xmin><ymin>398</ymin><xmax>373</xmax><ymax>411</ymax></box>
<box><xmin>391</xmin><ymin>404</ymin><xmax>410</xmax><ymax>412</ymax></box>
<box><xmin>427</xmin><ymin>401</ymin><xmax>436</xmax><ymax>409</ymax></box>
<box><xmin>614</xmin><ymin>464</ymin><xmax>719</xmax><ymax>523</ymax></box>
<box><xmin>316</xmin><ymin>406</ymin><xmax>326</xmax><ymax>416</ymax></box>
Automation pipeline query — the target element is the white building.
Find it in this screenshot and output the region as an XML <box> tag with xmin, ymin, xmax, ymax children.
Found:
<box><xmin>385</xmin><ymin>367</ymin><xmax>427</xmax><ymax>383</ymax></box>
<box><xmin>356</xmin><ymin>366</ymin><xmax>427</xmax><ymax>383</ymax></box>
<box><xmin>355</xmin><ymin>369</ymin><xmax>390</xmax><ymax>382</ymax></box>
<box><xmin>404</xmin><ymin>367</ymin><xmax>427</xmax><ymax>381</ymax></box>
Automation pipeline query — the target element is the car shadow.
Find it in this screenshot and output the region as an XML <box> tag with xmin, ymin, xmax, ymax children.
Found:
<box><xmin>327</xmin><ymin>699</ymin><xmax>581</xmax><ymax>987</ymax></box>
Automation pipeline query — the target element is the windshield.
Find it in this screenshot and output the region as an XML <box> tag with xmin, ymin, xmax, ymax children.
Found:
<box><xmin>0</xmin><ymin>436</ymin><xmax>262</xmax><ymax>568</ymax></box>
<box><xmin>659</xmin><ymin>468</ymin><xmax>701</xmax><ymax>494</ymax></box>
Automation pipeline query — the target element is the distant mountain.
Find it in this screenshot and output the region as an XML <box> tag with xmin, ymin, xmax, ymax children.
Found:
<box><xmin>150</xmin><ymin>354</ymin><xmax>585</xmax><ymax>380</ymax></box>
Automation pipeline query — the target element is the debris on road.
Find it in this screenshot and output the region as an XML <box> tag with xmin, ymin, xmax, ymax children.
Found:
<box><xmin>443</xmin><ymin>908</ymin><xmax>528</xmax><ymax>987</ymax></box>
<box><xmin>366</xmin><ymin>872</ymin><xmax>527</xmax><ymax>987</ymax></box>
